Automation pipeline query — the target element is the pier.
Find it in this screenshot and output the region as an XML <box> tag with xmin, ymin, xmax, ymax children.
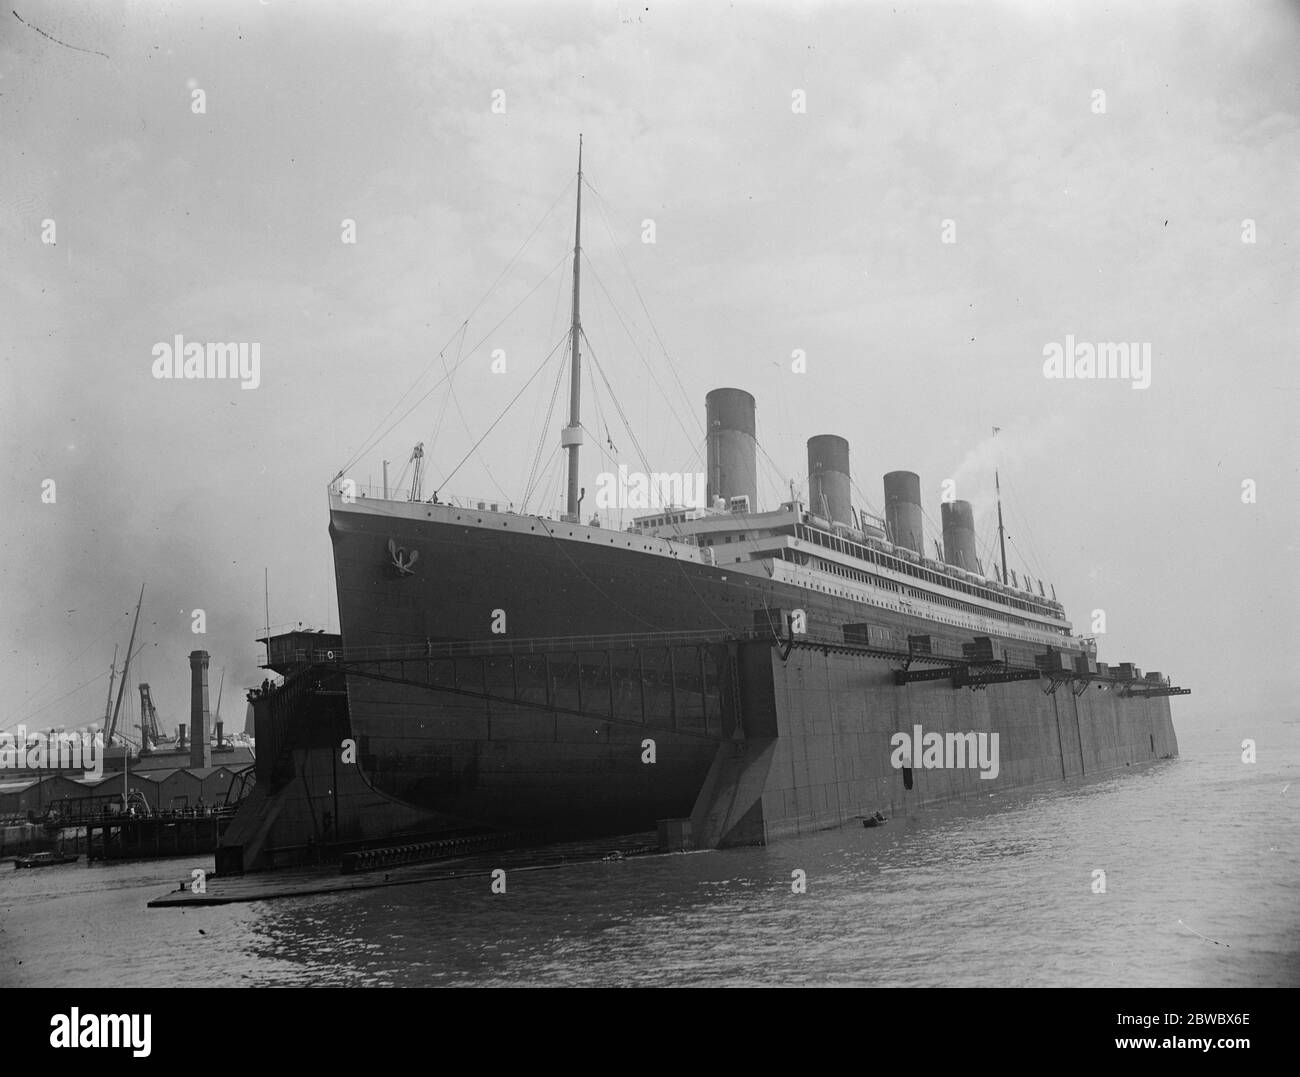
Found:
<box><xmin>84</xmin><ymin>807</ymin><xmax>237</xmax><ymax>862</ymax></box>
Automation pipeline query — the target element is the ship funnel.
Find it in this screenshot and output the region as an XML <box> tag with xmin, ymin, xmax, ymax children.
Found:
<box><xmin>706</xmin><ymin>388</ymin><xmax>757</xmax><ymax>512</ymax></box>
<box><xmin>883</xmin><ymin>471</ymin><xmax>924</xmax><ymax>555</ymax></box>
<box><xmin>941</xmin><ymin>499</ymin><xmax>979</xmax><ymax>571</ymax></box>
<box><xmin>189</xmin><ymin>650</ymin><xmax>212</xmax><ymax>769</ymax></box>
<box><xmin>807</xmin><ymin>435</ymin><xmax>852</xmax><ymax>528</ymax></box>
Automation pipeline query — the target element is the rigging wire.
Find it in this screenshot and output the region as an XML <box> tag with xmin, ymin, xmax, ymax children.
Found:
<box><xmin>532</xmin><ymin>515</ymin><xmax>663</xmax><ymax>630</ymax></box>
<box><xmin>437</xmin><ymin>332</ymin><xmax>571</xmax><ymax>492</ymax></box>
<box><xmin>428</xmin><ymin>315</ymin><xmax>513</xmax><ymax>501</ymax></box>
<box><xmin>426</xmin><ymin>322</ymin><xmax>469</xmax><ymax>466</ymax></box>
<box><xmin>523</xmin><ymin>256</ymin><xmax>573</xmax><ymax>507</ymax></box>
<box><xmin>1007</xmin><ymin>535</ymin><xmax>1044</xmax><ymax>590</ymax></box>
<box><xmin>525</xmin><ymin>442</ymin><xmax>563</xmax><ymax>516</ymax></box>
<box><xmin>581</xmin><ymin>330</ymin><xmax>657</xmax><ymax>482</ymax></box>
<box><xmin>583</xmin><ymin>178</ymin><xmax>702</xmax><ymax>438</ymax></box>
<box><xmin>2</xmin><ymin>666</ymin><xmax>111</xmax><ymax>733</ymax></box>
<box><xmin>539</xmin><ymin>447</ymin><xmax>564</xmax><ymax>516</ymax></box>
<box><xmin>755</xmin><ymin>439</ymin><xmax>795</xmax><ymax>506</ymax></box>
<box><xmin>1002</xmin><ymin>480</ymin><xmax>1052</xmax><ymax>584</ymax></box>
<box><xmin>521</xmin><ymin>264</ymin><xmax>576</xmax><ymax>512</ymax></box>
<box><xmin>580</xmin><ymin>251</ymin><xmax>700</xmax><ymax>452</ymax></box>
<box><xmin>669</xmin><ymin>553</ymin><xmax>735</xmax><ymax>630</ymax></box>
<box><xmin>390</xmin><ymin>453</ymin><xmax>414</xmax><ymax>497</ymax></box>
<box><xmin>977</xmin><ymin>524</ymin><xmax>1001</xmax><ymax>577</ymax></box>
<box><xmin>337</xmin><ymin>180</ymin><xmax>577</xmax><ymax>477</ymax></box>
<box><xmin>522</xmin><ymin>351</ymin><xmax>568</xmax><ymax>512</ymax></box>
<box><xmin>673</xmin><ymin>441</ymin><xmax>704</xmax><ymax>478</ymax></box>
<box><xmin>4</xmin><ymin>634</ymin><xmax>148</xmax><ymax>735</ymax></box>
<box><xmin>583</xmin><ymin>348</ymin><xmax>617</xmax><ymax>528</ymax></box>
<box><xmin>444</xmin><ymin>370</ymin><xmax>513</xmax><ymax>502</ymax></box>
<box><xmin>340</xmin><ymin>249</ymin><xmax>573</xmax><ymax>477</ymax></box>
<box><xmin>848</xmin><ymin>468</ymin><xmax>887</xmax><ymax>524</ymax></box>
<box><xmin>9</xmin><ymin>610</ymin><xmax>131</xmax><ymax>718</ymax></box>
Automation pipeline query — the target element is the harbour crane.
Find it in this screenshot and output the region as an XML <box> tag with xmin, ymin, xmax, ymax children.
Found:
<box><xmin>137</xmin><ymin>684</ymin><xmax>162</xmax><ymax>751</ymax></box>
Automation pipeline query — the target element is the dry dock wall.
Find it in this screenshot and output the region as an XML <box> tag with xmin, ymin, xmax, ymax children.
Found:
<box><xmin>226</xmin><ymin>638</ymin><xmax>1179</xmax><ymax>867</ymax></box>
<box><xmin>217</xmin><ymin>670</ymin><xmax>461</xmax><ymax>873</ymax></box>
<box><xmin>691</xmin><ymin>645</ymin><xmax>1178</xmax><ymax>847</ymax></box>
<box><xmin>216</xmin><ymin>746</ymin><xmax>445</xmax><ymax>872</ymax></box>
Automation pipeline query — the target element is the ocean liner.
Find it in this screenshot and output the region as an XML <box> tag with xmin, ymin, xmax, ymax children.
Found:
<box><xmin>315</xmin><ymin>143</ymin><xmax>1183</xmax><ymax>849</ymax></box>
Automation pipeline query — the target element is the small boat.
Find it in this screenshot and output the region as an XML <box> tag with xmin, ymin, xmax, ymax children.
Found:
<box><xmin>13</xmin><ymin>851</ymin><xmax>80</xmax><ymax>869</ymax></box>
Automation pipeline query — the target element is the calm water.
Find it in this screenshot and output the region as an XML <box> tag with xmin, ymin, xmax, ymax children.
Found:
<box><xmin>2</xmin><ymin>717</ymin><xmax>1296</xmax><ymax>988</ymax></box>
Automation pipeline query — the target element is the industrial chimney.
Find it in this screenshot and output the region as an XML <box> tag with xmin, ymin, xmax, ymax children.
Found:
<box><xmin>178</xmin><ymin>723</ymin><xmax>187</xmax><ymax>750</ymax></box>
<box><xmin>705</xmin><ymin>388</ymin><xmax>757</xmax><ymax>512</ymax></box>
<box><xmin>941</xmin><ymin>500</ymin><xmax>979</xmax><ymax>571</ymax></box>
<box><xmin>189</xmin><ymin>650</ymin><xmax>212</xmax><ymax>769</ymax></box>
<box><xmin>883</xmin><ymin>471</ymin><xmax>924</xmax><ymax>555</ymax></box>
<box><xmin>807</xmin><ymin>435</ymin><xmax>852</xmax><ymax>527</ymax></box>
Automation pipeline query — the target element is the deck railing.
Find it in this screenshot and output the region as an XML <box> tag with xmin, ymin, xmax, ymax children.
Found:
<box><xmin>330</xmin><ymin>482</ymin><xmax>558</xmax><ymax>516</ymax></box>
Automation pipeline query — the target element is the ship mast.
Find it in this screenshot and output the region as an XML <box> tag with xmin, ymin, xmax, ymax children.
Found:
<box><xmin>995</xmin><ymin>470</ymin><xmax>1008</xmax><ymax>586</ymax></box>
<box><xmin>991</xmin><ymin>425</ymin><xmax>1009</xmax><ymax>585</ymax></box>
<box><xmin>562</xmin><ymin>135</ymin><xmax>584</xmax><ymax>523</ymax></box>
<box><xmin>101</xmin><ymin>645</ymin><xmax>118</xmax><ymax>729</ymax></box>
<box><xmin>107</xmin><ymin>584</ymin><xmax>145</xmax><ymax>747</ymax></box>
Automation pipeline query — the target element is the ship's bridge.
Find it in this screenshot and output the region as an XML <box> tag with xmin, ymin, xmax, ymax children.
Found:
<box><xmin>258</xmin><ymin>629</ymin><xmax>343</xmax><ymax>676</ymax></box>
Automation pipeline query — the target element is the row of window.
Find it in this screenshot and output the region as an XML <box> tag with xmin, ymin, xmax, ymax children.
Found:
<box><xmin>812</xmin><ymin>556</ymin><xmax>1023</xmax><ymax>625</ymax></box>
<box><xmin>804</xmin><ymin>557</ymin><xmax>1061</xmax><ymax>645</ymax></box>
<box><xmin>810</xmin><ymin>555</ymin><xmax>901</xmax><ymax>594</ymax></box>
<box><xmin>795</xmin><ymin>523</ymin><xmax>1059</xmax><ymax>620</ymax></box>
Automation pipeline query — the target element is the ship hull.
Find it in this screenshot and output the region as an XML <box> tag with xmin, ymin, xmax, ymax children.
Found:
<box><xmin>329</xmin><ymin>505</ymin><xmax>1178</xmax><ymax>841</ymax></box>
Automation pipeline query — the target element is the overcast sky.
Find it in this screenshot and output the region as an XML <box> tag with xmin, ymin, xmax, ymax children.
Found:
<box><xmin>2</xmin><ymin>0</ymin><xmax>1296</xmax><ymax>739</ymax></box>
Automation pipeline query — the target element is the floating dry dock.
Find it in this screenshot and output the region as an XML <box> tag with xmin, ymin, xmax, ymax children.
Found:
<box><xmin>210</xmin><ymin>624</ymin><xmax>1183</xmax><ymax>876</ymax></box>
